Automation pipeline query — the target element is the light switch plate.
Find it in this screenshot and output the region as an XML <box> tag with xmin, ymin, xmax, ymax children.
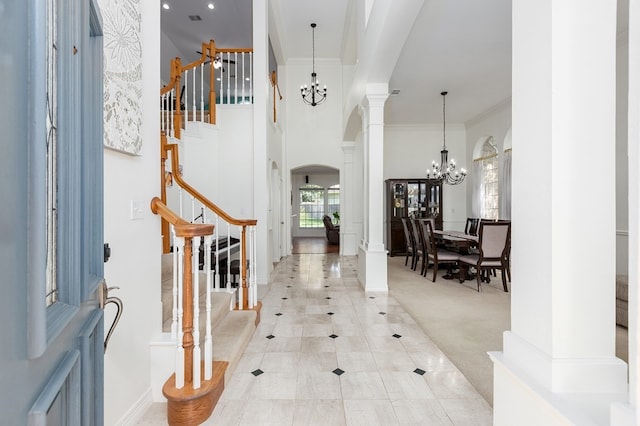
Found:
<box><xmin>130</xmin><ymin>200</ymin><xmax>144</xmax><ymax>220</ymax></box>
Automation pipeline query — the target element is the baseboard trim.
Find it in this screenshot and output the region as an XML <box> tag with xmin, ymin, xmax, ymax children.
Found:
<box><xmin>116</xmin><ymin>387</ymin><xmax>154</xmax><ymax>426</ymax></box>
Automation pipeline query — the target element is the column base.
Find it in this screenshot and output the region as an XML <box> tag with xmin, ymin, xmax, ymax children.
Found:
<box><xmin>357</xmin><ymin>244</ymin><xmax>388</xmax><ymax>292</ymax></box>
<box><xmin>340</xmin><ymin>231</ymin><xmax>358</xmax><ymax>256</ymax></box>
<box><xmin>489</xmin><ymin>338</ymin><xmax>628</xmax><ymax>426</ymax></box>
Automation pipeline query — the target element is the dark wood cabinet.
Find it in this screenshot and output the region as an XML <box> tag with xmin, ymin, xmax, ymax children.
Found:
<box><xmin>385</xmin><ymin>178</ymin><xmax>443</xmax><ymax>256</ymax></box>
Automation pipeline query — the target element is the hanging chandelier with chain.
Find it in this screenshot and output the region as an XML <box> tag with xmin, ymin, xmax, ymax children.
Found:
<box><xmin>426</xmin><ymin>91</ymin><xmax>467</xmax><ymax>185</ymax></box>
<box><xmin>300</xmin><ymin>23</ymin><xmax>327</xmax><ymax>106</ymax></box>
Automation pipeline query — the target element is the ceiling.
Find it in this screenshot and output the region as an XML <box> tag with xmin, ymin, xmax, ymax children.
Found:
<box><xmin>161</xmin><ymin>0</ymin><xmax>513</xmax><ymax>126</ymax></box>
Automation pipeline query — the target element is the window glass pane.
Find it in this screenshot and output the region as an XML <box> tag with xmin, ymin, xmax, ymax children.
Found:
<box><xmin>327</xmin><ymin>184</ymin><xmax>340</xmax><ymax>222</ymax></box>
<box><xmin>46</xmin><ymin>0</ymin><xmax>58</xmax><ymax>307</ymax></box>
<box><xmin>480</xmin><ymin>138</ymin><xmax>499</xmax><ymax>220</ymax></box>
<box><xmin>299</xmin><ymin>184</ymin><xmax>324</xmax><ymax>228</ymax></box>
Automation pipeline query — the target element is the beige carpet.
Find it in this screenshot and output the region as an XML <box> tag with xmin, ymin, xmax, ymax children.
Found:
<box><xmin>387</xmin><ymin>255</ymin><xmax>629</xmax><ymax>407</ymax></box>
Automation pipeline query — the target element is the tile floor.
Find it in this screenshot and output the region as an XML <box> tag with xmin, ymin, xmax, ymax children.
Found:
<box><xmin>138</xmin><ymin>254</ymin><xmax>492</xmax><ymax>425</ymax></box>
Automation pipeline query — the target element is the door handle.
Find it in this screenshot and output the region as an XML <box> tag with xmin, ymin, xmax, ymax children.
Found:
<box><xmin>100</xmin><ymin>280</ymin><xmax>123</xmax><ymax>353</ymax></box>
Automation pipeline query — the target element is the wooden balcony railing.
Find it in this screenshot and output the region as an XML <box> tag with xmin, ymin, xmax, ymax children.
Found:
<box><xmin>160</xmin><ymin>40</ymin><xmax>253</xmax><ymax>139</ymax></box>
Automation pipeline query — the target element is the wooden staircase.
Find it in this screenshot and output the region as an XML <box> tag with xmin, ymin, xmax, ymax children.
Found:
<box><xmin>154</xmin><ymin>38</ymin><xmax>262</xmax><ymax>425</ymax></box>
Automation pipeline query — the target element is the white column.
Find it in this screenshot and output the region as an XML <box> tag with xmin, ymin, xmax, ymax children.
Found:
<box><xmin>252</xmin><ymin>0</ymin><xmax>269</xmax><ymax>285</ymax></box>
<box><xmin>613</xmin><ymin>0</ymin><xmax>640</xmax><ymax>423</ymax></box>
<box><xmin>492</xmin><ymin>1</ymin><xmax>627</xmax><ymax>424</ymax></box>
<box><xmin>341</xmin><ymin>142</ymin><xmax>357</xmax><ymax>255</ymax></box>
<box><xmin>357</xmin><ymin>85</ymin><xmax>389</xmax><ymax>292</ymax></box>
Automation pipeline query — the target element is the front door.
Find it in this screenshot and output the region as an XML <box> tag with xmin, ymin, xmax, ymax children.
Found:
<box><xmin>0</xmin><ymin>0</ymin><xmax>105</xmax><ymax>424</ymax></box>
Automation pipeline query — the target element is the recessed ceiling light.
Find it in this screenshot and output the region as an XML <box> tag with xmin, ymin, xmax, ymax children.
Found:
<box><xmin>208</xmin><ymin>3</ymin><xmax>215</xmax><ymax>10</ymax></box>
<box><xmin>162</xmin><ymin>3</ymin><xmax>169</xmax><ymax>10</ymax></box>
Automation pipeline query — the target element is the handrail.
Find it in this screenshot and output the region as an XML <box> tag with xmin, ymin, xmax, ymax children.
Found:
<box><xmin>163</xmin><ymin>137</ymin><xmax>257</xmax><ymax>227</ymax></box>
<box><xmin>151</xmin><ymin>197</ymin><xmax>215</xmax><ymax>237</ymax></box>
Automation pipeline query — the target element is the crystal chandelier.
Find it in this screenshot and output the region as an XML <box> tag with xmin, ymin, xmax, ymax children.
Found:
<box><xmin>426</xmin><ymin>91</ymin><xmax>467</xmax><ymax>185</ymax></box>
<box><xmin>300</xmin><ymin>23</ymin><xmax>327</xmax><ymax>106</ymax></box>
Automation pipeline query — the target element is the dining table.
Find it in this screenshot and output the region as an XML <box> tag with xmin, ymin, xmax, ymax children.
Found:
<box><xmin>432</xmin><ymin>230</ymin><xmax>478</xmax><ymax>281</ymax></box>
<box><xmin>433</xmin><ymin>230</ymin><xmax>478</xmax><ymax>255</ymax></box>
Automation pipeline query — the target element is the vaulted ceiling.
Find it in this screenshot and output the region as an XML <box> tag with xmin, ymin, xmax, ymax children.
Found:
<box><xmin>160</xmin><ymin>0</ymin><xmax>513</xmax><ymax>125</ymax></box>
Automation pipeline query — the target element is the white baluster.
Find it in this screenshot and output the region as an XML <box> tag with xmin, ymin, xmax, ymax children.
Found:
<box><xmin>234</xmin><ymin>52</ymin><xmax>238</xmax><ymax>104</ymax></box>
<box><xmin>192</xmin><ymin>67</ymin><xmax>196</xmax><ymax>124</ymax></box>
<box><xmin>226</xmin><ymin>224</ymin><xmax>232</xmax><ymax>289</ymax></box>
<box><xmin>252</xmin><ymin>226</ymin><xmax>257</xmax><ymax>306</ymax></box>
<box><xmin>200</xmin><ymin>63</ymin><xmax>204</xmax><ymax>122</ymax></box>
<box><xmin>249</xmin><ymin>226</ymin><xmax>255</xmax><ymax>308</ymax></box>
<box><xmin>219</xmin><ymin>58</ymin><xmax>224</xmax><ymax>106</ymax></box>
<box><xmin>170</xmin><ymin>89</ymin><xmax>175</xmax><ymax>138</ymax></box>
<box><xmin>249</xmin><ymin>52</ymin><xmax>253</xmax><ymax>104</ymax></box>
<box><xmin>227</xmin><ymin>52</ymin><xmax>231</xmax><ymax>104</ymax></box>
<box><xmin>242</xmin><ymin>52</ymin><xmax>245</xmax><ymax>103</ymax></box>
<box><xmin>204</xmin><ymin>234</ymin><xmax>213</xmax><ymax>379</ymax></box>
<box><xmin>175</xmin><ymin>236</ymin><xmax>185</xmax><ymax>389</ymax></box>
<box><xmin>192</xmin><ymin>236</ymin><xmax>201</xmax><ymax>389</ymax></box>
<box><xmin>214</xmin><ymin>214</ymin><xmax>220</xmax><ymax>289</ymax></box>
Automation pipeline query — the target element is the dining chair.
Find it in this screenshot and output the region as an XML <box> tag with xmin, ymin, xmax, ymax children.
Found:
<box><xmin>465</xmin><ymin>217</ymin><xmax>480</xmax><ymax>236</ymax></box>
<box><xmin>401</xmin><ymin>218</ymin><xmax>416</xmax><ymax>268</ymax></box>
<box><xmin>458</xmin><ymin>221</ymin><xmax>511</xmax><ymax>292</ymax></box>
<box><xmin>410</xmin><ymin>218</ymin><xmax>425</xmax><ymax>272</ymax></box>
<box><xmin>420</xmin><ymin>219</ymin><xmax>460</xmax><ymax>282</ymax></box>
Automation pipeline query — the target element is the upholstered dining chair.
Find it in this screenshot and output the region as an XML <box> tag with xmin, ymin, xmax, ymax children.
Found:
<box><xmin>465</xmin><ymin>217</ymin><xmax>480</xmax><ymax>236</ymax></box>
<box><xmin>401</xmin><ymin>218</ymin><xmax>416</xmax><ymax>268</ymax></box>
<box><xmin>410</xmin><ymin>218</ymin><xmax>425</xmax><ymax>272</ymax></box>
<box><xmin>420</xmin><ymin>219</ymin><xmax>460</xmax><ymax>282</ymax></box>
<box><xmin>458</xmin><ymin>221</ymin><xmax>511</xmax><ymax>292</ymax></box>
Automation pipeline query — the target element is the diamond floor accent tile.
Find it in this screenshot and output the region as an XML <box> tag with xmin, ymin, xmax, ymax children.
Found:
<box><xmin>329</xmin><ymin>334</ymin><xmax>338</xmax><ymax>339</ymax></box>
<box><xmin>414</xmin><ymin>368</ymin><xmax>426</xmax><ymax>375</ymax></box>
<box><xmin>393</xmin><ymin>334</ymin><xmax>402</xmax><ymax>339</ymax></box>
<box><xmin>379</xmin><ymin>312</ymin><xmax>386</xmax><ymax>315</ymax></box>
<box><xmin>332</xmin><ymin>368</ymin><xmax>345</xmax><ymax>376</ymax></box>
<box><xmin>327</xmin><ymin>312</ymin><xmax>335</xmax><ymax>316</ymax></box>
<box><xmin>251</xmin><ymin>369</ymin><xmax>264</xmax><ymax>376</ymax></box>
<box><xmin>275</xmin><ymin>313</ymin><xmax>283</xmax><ymax>316</ymax></box>
<box><xmin>266</xmin><ymin>334</ymin><xmax>275</xmax><ymax>339</ymax></box>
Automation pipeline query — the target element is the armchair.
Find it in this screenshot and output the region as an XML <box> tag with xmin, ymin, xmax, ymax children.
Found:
<box><xmin>322</xmin><ymin>215</ymin><xmax>340</xmax><ymax>244</ymax></box>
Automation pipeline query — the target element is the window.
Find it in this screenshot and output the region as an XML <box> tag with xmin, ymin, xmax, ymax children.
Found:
<box><xmin>299</xmin><ymin>184</ymin><xmax>324</xmax><ymax>228</ymax></box>
<box><xmin>474</xmin><ymin>137</ymin><xmax>499</xmax><ymax>220</ymax></box>
<box><xmin>298</xmin><ymin>183</ymin><xmax>340</xmax><ymax>228</ymax></box>
<box><xmin>327</xmin><ymin>184</ymin><xmax>340</xmax><ymax>220</ymax></box>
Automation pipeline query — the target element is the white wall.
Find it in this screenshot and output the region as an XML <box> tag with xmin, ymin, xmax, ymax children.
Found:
<box><xmin>102</xmin><ymin>1</ymin><xmax>161</xmax><ymax>424</ymax></box>
<box><xmin>384</xmin><ymin>124</ymin><xmax>468</xmax><ymax>230</ymax></box>
<box><xmin>282</xmin><ymin>58</ymin><xmax>345</xmax><ymax>250</ymax></box>
<box><xmin>464</xmin><ymin>99</ymin><xmax>512</xmax><ymax>219</ymax></box>
<box><xmin>616</xmin><ymin>34</ymin><xmax>629</xmax><ymax>276</ymax></box>
<box><xmin>175</xmin><ymin>106</ymin><xmax>255</xmax><ymax>221</ymax></box>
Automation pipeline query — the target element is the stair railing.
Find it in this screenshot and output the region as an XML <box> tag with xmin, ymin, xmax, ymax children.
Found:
<box><xmin>160</xmin><ymin>40</ymin><xmax>253</xmax><ymax>139</ymax></box>
<box><xmin>159</xmin><ymin>132</ymin><xmax>258</xmax><ymax>311</ymax></box>
<box><xmin>150</xmin><ymin>197</ymin><xmax>216</xmax><ymax>389</ymax></box>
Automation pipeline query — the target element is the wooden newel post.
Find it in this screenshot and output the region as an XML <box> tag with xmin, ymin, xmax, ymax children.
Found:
<box><xmin>208</xmin><ymin>40</ymin><xmax>217</xmax><ymax>125</ymax></box>
<box><xmin>173</xmin><ymin>58</ymin><xmax>183</xmax><ymax>139</ymax></box>
<box><xmin>182</xmin><ymin>237</ymin><xmax>194</xmax><ymax>384</ymax></box>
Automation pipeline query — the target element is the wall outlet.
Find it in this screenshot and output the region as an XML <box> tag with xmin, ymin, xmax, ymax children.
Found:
<box><xmin>130</xmin><ymin>200</ymin><xmax>144</xmax><ymax>220</ymax></box>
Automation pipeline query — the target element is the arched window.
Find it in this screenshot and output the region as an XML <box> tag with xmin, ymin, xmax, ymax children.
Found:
<box><xmin>473</xmin><ymin>137</ymin><xmax>499</xmax><ymax>220</ymax></box>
